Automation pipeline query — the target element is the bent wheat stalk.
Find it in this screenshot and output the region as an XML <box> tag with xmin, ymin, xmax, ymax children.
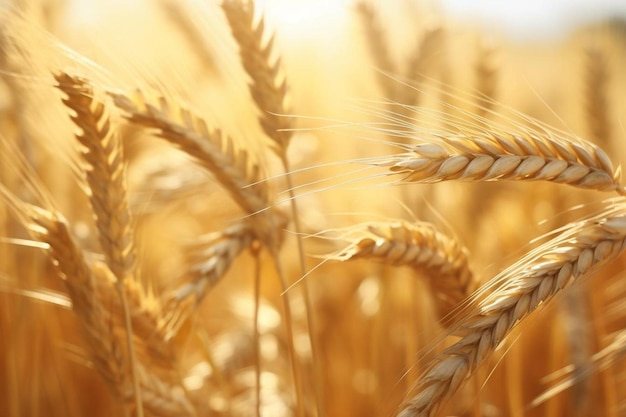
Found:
<box><xmin>398</xmin><ymin>202</ymin><xmax>626</xmax><ymax>417</ymax></box>
<box><xmin>333</xmin><ymin>220</ymin><xmax>474</xmax><ymax>324</ymax></box>
<box><xmin>374</xmin><ymin>130</ymin><xmax>624</xmax><ymax>194</ymax></box>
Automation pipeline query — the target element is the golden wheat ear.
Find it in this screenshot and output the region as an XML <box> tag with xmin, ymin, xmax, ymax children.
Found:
<box><xmin>54</xmin><ymin>72</ymin><xmax>137</xmax><ymax>281</ymax></box>
<box><xmin>331</xmin><ymin>220</ymin><xmax>474</xmax><ymax>327</ymax></box>
<box><xmin>170</xmin><ymin>222</ymin><xmax>255</xmax><ymax>305</ymax></box>
<box><xmin>109</xmin><ymin>88</ymin><xmax>287</xmax><ymax>250</ymax></box>
<box><xmin>372</xmin><ymin>130</ymin><xmax>624</xmax><ymax>193</ymax></box>
<box><xmin>398</xmin><ymin>203</ymin><xmax>626</xmax><ymax>417</ymax></box>
<box><xmin>222</xmin><ymin>0</ymin><xmax>294</xmax><ymax>157</ymax></box>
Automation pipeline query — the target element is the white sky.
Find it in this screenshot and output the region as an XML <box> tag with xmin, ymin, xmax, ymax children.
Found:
<box><xmin>439</xmin><ymin>0</ymin><xmax>626</xmax><ymax>40</ymax></box>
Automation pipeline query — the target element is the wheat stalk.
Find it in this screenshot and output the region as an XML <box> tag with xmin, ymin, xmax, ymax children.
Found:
<box><xmin>398</xmin><ymin>202</ymin><xmax>626</xmax><ymax>417</ymax></box>
<box><xmin>95</xmin><ymin>264</ymin><xmax>178</xmax><ymax>367</ymax></box>
<box><xmin>584</xmin><ymin>45</ymin><xmax>611</xmax><ymax>150</ymax></box>
<box><xmin>333</xmin><ymin>220</ymin><xmax>474</xmax><ymax>323</ymax></box>
<box><xmin>374</xmin><ymin>131</ymin><xmax>624</xmax><ymax>193</ymax></box>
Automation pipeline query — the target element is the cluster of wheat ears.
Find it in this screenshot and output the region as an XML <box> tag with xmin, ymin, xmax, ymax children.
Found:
<box><xmin>1</xmin><ymin>0</ymin><xmax>626</xmax><ymax>416</ymax></box>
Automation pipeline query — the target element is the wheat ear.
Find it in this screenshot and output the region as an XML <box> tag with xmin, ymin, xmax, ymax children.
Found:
<box><xmin>473</xmin><ymin>38</ymin><xmax>498</xmax><ymax>119</ymax></box>
<box><xmin>356</xmin><ymin>1</ymin><xmax>398</xmax><ymax>100</ymax></box>
<box><xmin>334</xmin><ymin>220</ymin><xmax>474</xmax><ymax>324</ymax></box>
<box><xmin>55</xmin><ymin>72</ymin><xmax>145</xmax><ymax>416</ymax></box>
<box><xmin>170</xmin><ymin>222</ymin><xmax>255</xmax><ymax>304</ymax></box>
<box><xmin>222</xmin><ymin>0</ymin><xmax>294</xmax><ymax>155</ymax></box>
<box><xmin>111</xmin><ymin>89</ymin><xmax>268</xmax><ymax>214</ymax></box>
<box><xmin>399</xmin><ymin>25</ymin><xmax>444</xmax><ymax>109</ymax></box>
<box><xmin>398</xmin><ymin>203</ymin><xmax>626</xmax><ymax>417</ymax></box>
<box><xmin>55</xmin><ymin>72</ymin><xmax>136</xmax><ymax>280</ymax></box>
<box><xmin>110</xmin><ymin>89</ymin><xmax>286</xmax><ymax>250</ymax></box>
<box><xmin>375</xmin><ymin>131</ymin><xmax>623</xmax><ymax>193</ymax></box>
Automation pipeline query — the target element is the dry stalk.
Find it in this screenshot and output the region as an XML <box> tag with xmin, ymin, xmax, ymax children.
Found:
<box><xmin>375</xmin><ymin>131</ymin><xmax>623</xmax><ymax>193</ymax></box>
<box><xmin>398</xmin><ymin>203</ymin><xmax>626</xmax><ymax>417</ymax></box>
<box><xmin>333</xmin><ymin>220</ymin><xmax>474</xmax><ymax>324</ymax></box>
<box><xmin>95</xmin><ymin>264</ymin><xmax>178</xmax><ymax>368</ymax></box>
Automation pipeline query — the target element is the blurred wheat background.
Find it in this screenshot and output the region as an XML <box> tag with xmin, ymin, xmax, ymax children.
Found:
<box><xmin>2</xmin><ymin>1</ymin><xmax>626</xmax><ymax>416</ymax></box>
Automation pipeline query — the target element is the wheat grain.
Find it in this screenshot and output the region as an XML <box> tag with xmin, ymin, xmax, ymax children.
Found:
<box><xmin>398</xmin><ymin>203</ymin><xmax>626</xmax><ymax>417</ymax></box>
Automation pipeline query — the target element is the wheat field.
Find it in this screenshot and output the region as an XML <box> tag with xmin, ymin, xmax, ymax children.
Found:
<box><xmin>1</xmin><ymin>1</ymin><xmax>626</xmax><ymax>417</ymax></box>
